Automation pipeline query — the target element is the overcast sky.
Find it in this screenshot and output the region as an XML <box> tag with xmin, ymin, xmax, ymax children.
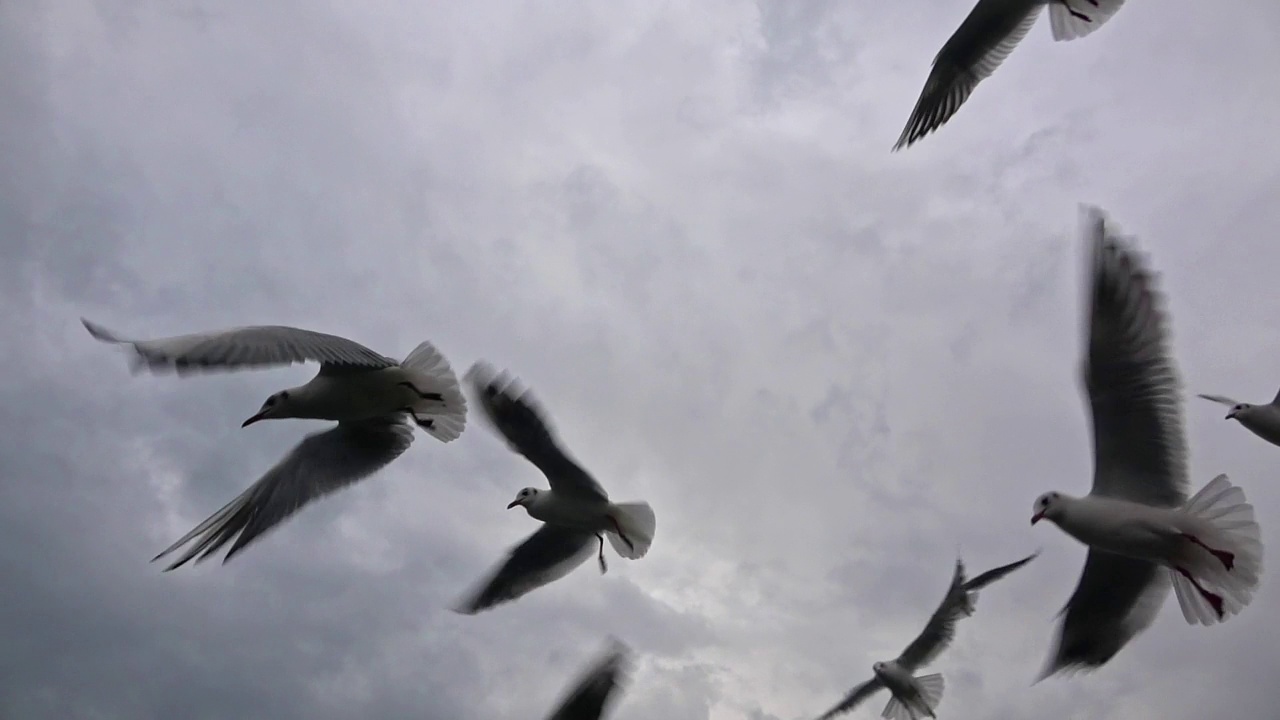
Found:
<box><xmin>4</xmin><ymin>0</ymin><xmax>1280</xmax><ymax>718</ymax></box>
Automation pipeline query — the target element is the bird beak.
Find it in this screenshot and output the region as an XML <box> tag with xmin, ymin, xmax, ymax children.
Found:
<box><xmin>1226</xmin><ymin>411</ymin><xmax>1237</xmax><ymax>420</ymax></box>
<box><xmin>506</xmin><ymin>500</ymin><xmax>520</xmax><ymax>509</ymax></box>
<box><xmin>242</xmin><ymin>411</ymin><xmax>267</xmax><ymax>428</ymax></box>
<box><xmin>1031</xmin><ymin>511</ymin><xmax>1045</xmax><ymax>525</ymax></box>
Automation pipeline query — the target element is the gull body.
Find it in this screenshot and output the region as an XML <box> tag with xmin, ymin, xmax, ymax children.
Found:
<box><xmin>82</xmin><ymin>318</ymin><xmax>467</xmax><ymax>568</ymax></box>
<box><xmin>1198</xmin><ymin>391</ymin><xmax>1280</xmax><ymax>447</ymax></box>
<box><xmin>1031</xmin><ymin>207</ymin><xmax>1263</xmax><ymax>679</ymax></box>
<box><xmin>454</xmin><ymin>362</ymin><xmax>656</xmax><ymax>614</ymax></box>
<box><xmin>870</xmin><ymin>661</ymin><xmax>939</xmax><ymax>720</ymax></box>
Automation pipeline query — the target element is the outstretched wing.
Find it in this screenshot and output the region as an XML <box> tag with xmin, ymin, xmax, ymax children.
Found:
<box><xmin>894</xmin><ymin>559</ymin><xmax>968</xmax><ymax>671</ymax></box>
<box><xmin>453</xmin><ymin>525</ymin><xmax>598</xmax><ymax>614</ymax></box>
<box><xmin>83</xmin><ymin>318</ymin><xmax>395</xmax><ymax>374</ymax></box>
<box><xmin>1197</xmin><ymin>394</ymin><xmax>1241</xmax><ymax>407</ymax></box>
<box><xmin>466</xmin><ymin>362</ymin><xmax>608</xmax><ymax>501</ymax></box>
<box><xmin>1082</xmin><ymin>206</ymin><xmax>1188</xmax><ymax>508</ymax></box>
<box><xmin>894</xmin><ymin>0</ymin><xmax>1043</xmax><ymax>150</ymax></box>
<box><xmin>1040</xmin><ymin>551</ymin><xmax>1169</xmax><ymax>678</ymax></box>
<box><xmin>815</xmin><ymin>678</ymin><xmax>885</xmax><ymax>720</ymax></box>
<box><xmin>965</xmin><ymin>551</ymin><xmax>1040</xmax><ymax>592</ymax></box>
<box><xmin>154</xmin><ymin>417</ymin><xmax>415</xmax><ymax>569</ymax></box>
<box><xmin>545</xmin><ymin>640</ymin><xmax>632</xmax><ymax>720</ymax></box>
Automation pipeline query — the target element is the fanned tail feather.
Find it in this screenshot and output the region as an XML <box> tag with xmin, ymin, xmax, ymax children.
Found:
<box><xmin>1172</xmin><ymin>473</ymin><xmax>1263</xmax><ymax>625</ymax></box>
<box><xmin>605</xmin><ymin>502</ymin><xmax>656</xmax><ymax>559</ymax></box>
<box><xmin>400</xmin><ymin>341</ymin><xmax>467</xmax><ymax>442</ymax></box>
<box><xmin>915</xmin><ymin>673</ymin><xmax>944</xmax><ymax>714</ymax></box>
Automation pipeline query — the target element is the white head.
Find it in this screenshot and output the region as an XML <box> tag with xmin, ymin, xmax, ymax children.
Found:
<box><xmin>242</xmin><ymin>390</ymin><xmax>296</xmax><ymax>427</ymax></box>
<box><xmin>507</xmin><ymin>487</ymin><xmax>540</xmax><ymax>510</ymax></box>
<box><xmin>1226</xmin><ymin>403</ymin><xmax>1251</xmax><ymax>420</ymax></box>
<box><xmin>1031</xmin><ymin>491</ymin><xmax>1066</xmax><ymax>526</ymax></box>
<box><xmin>871</xmin><ymin>661</ymin><xmax>889</xmax><ymax>679</ymax></box>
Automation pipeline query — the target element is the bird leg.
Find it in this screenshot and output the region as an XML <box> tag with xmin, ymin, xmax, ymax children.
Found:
<box><xmin>596</xmin><ymin>533</ymin><xmax>608</xmax><ymax>574</ymax></box>
<box><xmin>609</xmin><ymin>517</ymin><xmax>635</xmax><ymax>553</ymax></box>
<box><xmin>1176</xmin><ymin>567</ymin><xmax>1225</xmax><ymax>620</ymax></box>
<box><xmin>397</xmin><ymin>381</ymin><xmax>444</xmax><ymax>402</ymax></box>
<box><xmin>1181</xmin><ymin>533</ymin><xmax>1235</xmax><ymax>570</ymax></box>
<box><xmin>398</xmin><ymin>407</ymin><xmax>435</xmax><ymax>431</ymax></box>
<box><xmin>1060</xmin><ymin>0</ymin><xmax>1096</xmax><ymax>22</ymax></box>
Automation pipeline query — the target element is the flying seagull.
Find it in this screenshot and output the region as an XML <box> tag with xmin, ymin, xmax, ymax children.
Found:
<box><xmin>1030</xmin><ymin>207</ymin><xmax>1263</xmax><ymax>679</ymax></box>
<box><xmin>542</xmin><ymin>639</ymin><xmax>632</xmax><ymax>720</ymax></box>
<box><xmin>958</xmin><ymin>550</ymin><xmax>1040</xmax><ymax>616</ymax></box>
<box><xmin>82</xmin><ymin>319</ymin><xmax>467</xmax><ymax>569</ymax></box>
<box><xmin>453</xmin><ymin>362</ymin><xmax>656</xmax><ymax>614</ymax></box>
<box><xmin>893</xmin><ymin>0</ymin><xmax>1127</xmax><ymax>151</ymax></box>
<box><xmin>1197</xmin><ymin>390</ymin><xmax>1280</xmax><ymax>448</ymax></box>
<box><xmin>817</xmin><ymin>559</ymin><xmax>984</xmax><ymax>720</ymax></box>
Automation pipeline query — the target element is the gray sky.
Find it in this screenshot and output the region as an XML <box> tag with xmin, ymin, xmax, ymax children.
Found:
<box><xmin>4</xmin><ymin>0</ymin><xmax>1280</xmax><ymax>718</ymax></box>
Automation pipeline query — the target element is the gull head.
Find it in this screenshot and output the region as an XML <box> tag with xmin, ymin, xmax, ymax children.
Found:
<box><xmin>1031</xmin><ymin>492</ymin><xmax>1064</xmax><ymax>525</ymax></box>
<box><xmin>242</xmin><ymin>390</ymin><xmax>293</xmax><ymax>427</ymax></box>
<box><xmin>507</xmin><ymin>487</ymin><xmax>540</xmax><ymax>510</ymax></box>
<box><xmin>1226</xmin><ymin>403</ymin><xmax>1250</xmax><ymax>420</ymax></box>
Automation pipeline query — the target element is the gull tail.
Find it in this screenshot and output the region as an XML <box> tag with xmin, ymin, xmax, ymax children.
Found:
<box><xmin>399</xmin><ymin>341</ymin><xmax>467</xmax><ymax>442</ymax></box>
<box><xmin>605</xmin><ymin>502</ymin><xmax>656</xmax><ymax>560</ymax></box>
<box><xmin>1049</xmin><ymin>0</ymin><xmax>1126</xmax><ymax>42</ymax></box>
<box><xmin>882</xmin><ymin>674</ymin><xmax>942</xmax><ymax>720</ymax></box>
<box><xmin>1171</xmin><ymin>473</ymin><xmax>1263</xmax><ymax>625</ymax></box>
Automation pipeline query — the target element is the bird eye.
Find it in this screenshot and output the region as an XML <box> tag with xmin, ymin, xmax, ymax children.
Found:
<box><xmin>265</xmin><ymin>397</ymin><xmax>276</xmax><ymax>407</ymax></box>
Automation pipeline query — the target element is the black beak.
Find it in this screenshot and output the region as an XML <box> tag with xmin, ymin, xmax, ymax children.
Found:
<box><xmin>1226</xmin><ymin>412</ymin><xmax>1236</xmax><ymax>420</ymax></box>
<box><xmin>506</xmin><ymin>500</ymin><xmax>519</xmax><ymax>509</ymax></box>
<box><xmin>242</xmin><ymin>411</ymin><xmax>267</xmax><ymax>428</ymax></box>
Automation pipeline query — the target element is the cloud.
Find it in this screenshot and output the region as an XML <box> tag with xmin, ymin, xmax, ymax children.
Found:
<box><xmin>4</xmin><ymin>0</ymin><xmax>1280</xmax><ymax>718</ymax></box>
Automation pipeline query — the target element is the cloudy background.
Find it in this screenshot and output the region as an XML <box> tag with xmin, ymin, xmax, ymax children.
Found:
<box><xmin>4</xmin><ymin>0</ymin><xmax>1280</xmax><ymax>718</ymax></box>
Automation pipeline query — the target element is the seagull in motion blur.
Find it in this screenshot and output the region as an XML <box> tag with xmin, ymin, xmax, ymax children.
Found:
<box><xmin>1030</xmin><ymin>207</ymin><xmax>1263</xmax><ymax>679</ymax></box>
<box><xmin>1197</xmin><ymin>390</ymin><xmax>1280</xmax><ymax>448</ymax></box>
<box><xmin>453</xmin><ymin>362</ymin><xmax>656</xmax><ymax>614</ymax></box>
<box><xmin>542</xmin><ymin>639</ymin><xmax>633</xmax><ymax>720</ymax></box>
<box><xmin>82</xmin><ymin>319</ymin><xmax>467</xmax><ymax>569</ymax></box>
<box><xmin>894</xmin><ymin>0</ymin><xmax>1127</xmax><ymax>150</ymax></box>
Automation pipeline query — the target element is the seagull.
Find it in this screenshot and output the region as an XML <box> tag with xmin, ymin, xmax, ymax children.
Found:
<box><xmin>893</xmin><ymin>0</ymin><xmax>1127</xmax><ymax>151</ymax></box>
<box><xmin>817</xmin><ymin>559</ymin><xmax>987</xmax><ymax>720</ymax></box>
<box><xmin>542</xmin><ymin>639</ymin><xmax>632</xmax><ymax>720</ymax></box>
<box><xmin>958</xmin><ymin>550</ymin><xmax>1040</xmax><ymax>616</ymax></box>
<box><xmin>453</xmin><ymin>362</ymin><xmax>656</xmax><ymax>614</ymax></box>
<box><xmin>82</xmin><ymin>319</ymin><xmax>467</xmax><ymax>569</ymax></box>
<box><xmin>1197</xmin><ymin>391</ymin><xmax>1280</xmax><ymax>448</ymax></box>
<box><xmin>1030</xmin><ymin>207</ymin><xmax>1263</xmax><ymax>679</ymax></box>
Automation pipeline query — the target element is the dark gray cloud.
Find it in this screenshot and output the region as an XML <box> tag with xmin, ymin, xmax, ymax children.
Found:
<box><xmin>5</xmin><ymin>0</ymin><xmax>1280</xmax><ymax>719</ymax></box>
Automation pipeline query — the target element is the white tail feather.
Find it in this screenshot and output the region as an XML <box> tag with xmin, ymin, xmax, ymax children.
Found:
<box><xmin>400</xmin><ymin>341</ymin><xmax>467</xmax><ymax>442</ymax></box>
<box><xmin>881</xmin><ymin>695</ymin><xmax>909</xmax><ymax>720</ymax></box>
<box><xmin>915</xmin><ymin>673</ymin><xmax>944</xmax><ymax>714</ymax></box>
<box><xmin>605</xmin><ymin>502</ymin><xmax>655</xmax><ymax>559</ymax></box>
<box><xmin>1049</xmin><ymin>0</ymin><xmax>1127</xmax><ymax>41</ymax></box>
<box><xmin>1171</xmin><ymin>474</ymin><xmax>1264</xmax><ymax>625</ymax></box>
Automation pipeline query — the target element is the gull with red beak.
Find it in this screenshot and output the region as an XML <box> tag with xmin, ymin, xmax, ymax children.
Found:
<box><xmin>1196</xmin><ymin>391</ymin><xmax>1280</xmax><ymax>448</ymax></box>
<box><xmin>453</xmin><ymin>362</ymin><xmax>656</xmax><ymax>614</ymax></box>
<box><xmin>1029</xmin><ymin>207</ymin><xmax>1263</xmax><ymax>680</ymax></box>
<box><xmin>82</xmin><ymin>319</ymin><xmax>467</xmax><ymax>568</ymax></box>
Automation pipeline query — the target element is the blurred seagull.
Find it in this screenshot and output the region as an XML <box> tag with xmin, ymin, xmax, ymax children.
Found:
<box><xmin>894</xmin><ymin>0</ymin><xmax>1127</xmax><ymax>150</ymax></box>
<box><xmin>82</xmin><ymin>319</ymin><xmax>467</xmax><ymax>569</ymax></box>
<box><xmin>818</xmin><ymin>559</ymin><xmax>974</xmax><ymax>720</ymax></box>
<box><xmin>1030</xmin><ymin>208</ymin><xmax>1263</xmax><ymax>679</ymax></box>
<box><xmin>453</xmin><ymin>362</ymin><xmax>656</xmax><ymax>614</ymax></box>
<box><xmin>1197</xmin><ymin>391</ymin><xmax>1280</xmax><ymax>448</ymax></box>
<box><xmin>542</xmin><ymin>639</ymin><xmax>633</xmax><ymax>720</ymax></box>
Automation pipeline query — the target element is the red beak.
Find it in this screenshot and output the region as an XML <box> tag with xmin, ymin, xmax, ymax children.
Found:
<box><xmin>242</xmin><ymin>411</ymin><xmax>267</xmax><ymax>428</ymax></box>
<box><xmin>1031</xmin><ymin>511</ymin><xmax>1045</xmax><ymax>525</ymax></box>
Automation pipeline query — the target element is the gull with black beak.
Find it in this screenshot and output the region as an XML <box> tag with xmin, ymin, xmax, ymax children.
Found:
<box><xmin>1197</xmin><ymin>390</ymin><xmax>1280</xmax><ymax>448</ymax></box>
<box><xmin>82</xmin><ymin>319</ymin><xmax>467</xmax><ymax>569</ymax></box>
<box><xmin>817</xmin><ymin>559</ymin><xmax>986</xmax><ymax>720</ymax></box>
<box><xmin>894</xmin><ymin>0</ymin><xmax>1127</xmax><ymax>151</ymax></box>
<box><xmin>453</xmin><ymin>362</ymin><xmax>656</xmax><ymax>614</ymax></box>
<box><xmin>1030</xmin><ymin>207</ymin><xmax>1263</xmax><ymax>679</ymax></box>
